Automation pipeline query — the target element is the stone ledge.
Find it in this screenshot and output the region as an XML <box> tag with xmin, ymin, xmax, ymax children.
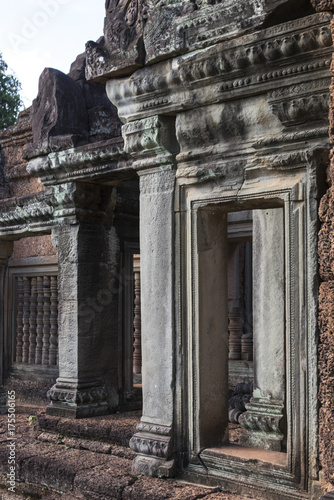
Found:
<box><xmin>0</xmin><ymin>405</ymin><xmax>255</xmax><ymax>499</ymax></box>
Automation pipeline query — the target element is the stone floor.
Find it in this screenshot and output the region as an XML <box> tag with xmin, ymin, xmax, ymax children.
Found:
<box><xmin>0</xmin><ymin>403</ymin><xmax>255</xmax><ymax>500</ymax></box>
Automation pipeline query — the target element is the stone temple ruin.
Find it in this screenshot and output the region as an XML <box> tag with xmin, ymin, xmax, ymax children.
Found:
<box><xmin>1</xmin><ymin>0</ymin><xmax>334</xmax><ymax>498</ymax></box>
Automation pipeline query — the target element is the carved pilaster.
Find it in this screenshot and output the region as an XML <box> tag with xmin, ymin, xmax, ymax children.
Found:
<box><xmin>123</xmin><ymin>115</ymin><xmax>177</xmax><ymax>476</ymax></box>
<box><xmin>42</xmin><ymin>276</ymin><xmax>51</xmax><ymax>365</ymax></box>
<box><xmin>47</xmin><ymin>183</ymin><xmax>120</xmax><ymax>418</ymax></box>
<box><xmin>35</xmin><ymin>276</ymin><xmax>44</xmax><ymax>365</ymax></box>
<box><xmin>22</xmin><ymin>277</ymin><xmax>31</xmax><ymax>364</ymax></box>
<box><xmin>49</xmin><ymin>276</ymin><xmax>58</xmax><ymax>366</ymax></box>
<box><xmin>15</xmin><ymin>277</ymin><xmax>24</xmax><ymax>363</ymax></box>
<box><xmin>28</xmin><ymin>277</ymin><xmax>37</xmax><ymax>364</ymax></box>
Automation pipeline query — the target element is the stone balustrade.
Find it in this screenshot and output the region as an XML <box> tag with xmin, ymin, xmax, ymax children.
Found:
<box><xmin>15</xmin><ymin>275</ymin><xmax>58</xmax><ymax>367</ymax></box>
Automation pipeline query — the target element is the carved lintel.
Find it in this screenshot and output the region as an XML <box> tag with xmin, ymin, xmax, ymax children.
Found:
<box><xmin>239</xmin><ymin>397</ymin><xmax>285</xmax><ymax>451</ymax></box>
<box><xmin>47</xmin><ymin>379</ymin><xmax>109</xmax><ymax>418</ymax></box>
<box><xmin>130</xmin><ymin>421</ymin><xmax>175</xmax><ymax>477</ymax></box>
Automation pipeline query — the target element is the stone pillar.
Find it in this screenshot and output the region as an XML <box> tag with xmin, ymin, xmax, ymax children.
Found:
<box><xmin>123</xmin><ymin>116</ymin><xmax>179</xmax><ymax>477</ymax></box>
<box><xmin>0</xmin><ymin>241</ymin><xmax>13</xmax><ymax>414</ymax></box>
<box><xmin>47</xmin><ymin>182</ymin><xmax>120</xmax><ymax>418</ymax></box>
<box><xmin>239</xmin><ymin>208</ymin><xmax>285</xmax><ymax>451</ymax></box>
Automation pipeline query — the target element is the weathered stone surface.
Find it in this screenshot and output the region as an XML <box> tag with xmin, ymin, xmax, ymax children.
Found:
<box><xmin>311</xmin><ymin>0</ymin><xmax>334</xmax><ymax>11</ymax></box>
<box><xmin>10</xmin><ymin>235</ymin><xmax>57</xmax><ymax>260</ymax></box>
<box><xmin>31</xmin><ymin>68</ymin><xmax>89</xmax><ymax>151</ymax></box>
<box><xmin>319</xmin><ymin>281</ymin><xmax>334</xmax><ymax>484</ymax></box>
<box><xmin>318</xmin><ymin>15</ymin><xmax>334</xmax><ymax>491</ymax></box>
<box><xmin>86</xmin><ymin>0</ymin><xmax>316</xmax><ymax>79</ymax></box>
<box><xmin>130</xmin><ymin>166</ymin><xmax>176</xmax><ymax>477</ymax></box>
<box><xmin>47</xmin><ymin>211</ymin><xmax>120</xmax><ymax>417</ymax></box>
<box><xmin>0</xmin><ymin>107</ymin><xmax>42</xmax><ymax>198</ymax></box>
<box><xmin>85</xmin><ymin>0</ymin><xmax>145</xmax><ymax>81</ymax></box>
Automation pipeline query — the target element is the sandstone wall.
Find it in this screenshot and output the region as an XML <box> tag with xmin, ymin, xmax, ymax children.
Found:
<box><xmin>318</xmin><ymin>16</ymin><xmax>334</xmax><ymax>489</ymax></box>
<box><xmin>0</xmin><ymin>108</ymin><xmax>56</xmax><ymax>259</ymax></box>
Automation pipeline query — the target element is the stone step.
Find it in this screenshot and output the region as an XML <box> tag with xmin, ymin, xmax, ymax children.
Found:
<box><xmin>36</xmin><ymin>408</ymin><xmax>141</xmax><ymax>448</ymax></box>
<box><xmin>0</xmin><ymin>405</ymin><xmax>253</xmax><ymax>500</ymax></box>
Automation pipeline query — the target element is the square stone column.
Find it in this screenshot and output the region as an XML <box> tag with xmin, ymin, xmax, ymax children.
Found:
<box><xmin>123</xmin><ymin>116</ymin><xmax>179</xmax><ymax>477</ymax></box>
<box><xmin>239</xmin><ymin>208</ymin><xmax>285</xmax><ymax>451</ymax></box>
<box><xmin>130</xmin><ymin>166</ymin><xmax>176</xmax><ymax>476</ymax></box>
<box><xmin>47</xmin><ymin>183</ymin><xmax>121</xmax><ymax>418</ymax></box>
<box><xmin>0</xmin><ymin>241</ymin><xmax>13</xmax><ymax>414</ymax></box>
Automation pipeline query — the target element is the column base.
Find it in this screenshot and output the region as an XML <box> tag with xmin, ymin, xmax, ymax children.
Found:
<box><xmin>130</xmin><ymin>421</ymin><xmax>175</xmax><ymax>477</ymax></box>
<box><xmin>46</xmin><ymin>378</ymin><xmax>109</xmax><ymax>419</ymax></box>
<box><xmin>239</xmin><ymin>396</ymin><xmax>284</xmax><ymax>452</ymax></box>
<box><xmin>132</xmin><ymin>455</ymin><xmax>176</xmax><ymax>478</ymax></box>
<box><xmin>0</xmin><ymin>387</ymin><xmax>7</xmax><ymax>415</ymax></box>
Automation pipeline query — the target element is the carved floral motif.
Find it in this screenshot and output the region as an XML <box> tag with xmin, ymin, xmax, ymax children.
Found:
<box><xmin>48</xmin><ymin>382</ymin><xmax>108</xmax><ymax>406</ymax></box>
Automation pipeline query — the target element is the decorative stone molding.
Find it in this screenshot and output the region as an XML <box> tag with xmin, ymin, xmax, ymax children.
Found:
<box><xmin>47</xmin><ymin>379</ymin><xmax>109</xmax><ymax>418</ymax></box>
<box><xmin>86</xmin><ymin>0</ymin><xmax>309</xmax><ymax>78</ymax></box>
<box><xmin>239</xmin><ymin>396</ymin><xmax>285</xmax><ymax>451</ymax></box>
<box><xmin>26</xmin><ymin>138</ymin><xmax>131</xmax><ymax>186</ymax></box>
<box><xmin>0</xmin><ymin>193</ymin><xmax>54</xmax><ymax>239</ymax></box>
<box><xmin>122</xmin><ymin>115</ymin><xmax>179</xmax><ymax>170</ymax></box>
<box><xmin>130</xmin><ymin>422</ymin><xmax>175</xmax><ymax>477</ymax></box>
<box><xmin>105</xmin><ymin>13</ymin><xmax>332</xmax><ymax>123</ymax></box>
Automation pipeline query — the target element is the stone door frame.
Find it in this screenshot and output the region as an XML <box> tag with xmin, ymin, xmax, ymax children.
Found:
<box><xmin>177</xmin><ymin>170</ymin><xmax>320</xmax><ymax>497</ymax></box>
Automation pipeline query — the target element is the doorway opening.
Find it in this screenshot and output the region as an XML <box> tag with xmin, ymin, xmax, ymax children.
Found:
<box><xmin>194</xmin><ymin>205</ymin><xmax>286</xmax><ymax>462</ymax></box>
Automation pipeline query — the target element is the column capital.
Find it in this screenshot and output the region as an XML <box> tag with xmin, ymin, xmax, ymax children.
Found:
<box><xmin>123</xmin><ymin>116</ymin><xmax>179</xmax><ymax>171</ymax></box>
<box><xmin>50</xmin><ymin>182</ymin><xmax>115</xmax><ymax>223</ymax></box>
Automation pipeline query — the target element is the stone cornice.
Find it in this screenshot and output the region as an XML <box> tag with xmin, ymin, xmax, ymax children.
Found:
<box><xmin>106</xmin><ymin>12</ymin><xmax>332</xmax><ymax>122</ymax></box>
<box><xmin>26</xmin><ymin>138</ymin><xmax>134</xmax><ymax>186</ymax></box>
<box><xmin>0</xmin><ymin>192</ymin><xmax>55</xmax><ymax>239</ymax></box>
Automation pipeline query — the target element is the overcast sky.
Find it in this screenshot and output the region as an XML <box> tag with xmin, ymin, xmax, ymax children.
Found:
<box><xmin>0</xmin><ymin>0</ymin><xmax>106</xmax><ymax>108</ymax></box>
